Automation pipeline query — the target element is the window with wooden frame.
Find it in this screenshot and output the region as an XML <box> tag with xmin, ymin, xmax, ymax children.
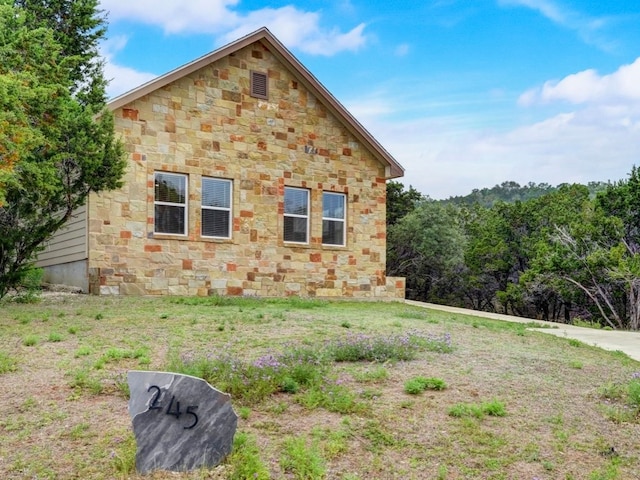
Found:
<box><xmin>201</xmin><ymin>177</ymin><xmax>232</xmax><ymax>239</ymax></box>
<box><xmin>283</xmin><ymin>187</ymin><xmax>309</xmax><ymax>243</ymax></box>
<box><xmin>154</xmin><ymin>172</ymin><xmax>187</xmax><ymax>235</ymax></box>
<box><xmin>250</xmin><ymin>70</ymin><xmax>268</xmax><ymax>99</ymax></box>
<box><xmin>322</xmin><ymin>192</ymin><xmax>346</xmax><ymax>246</ymax></box>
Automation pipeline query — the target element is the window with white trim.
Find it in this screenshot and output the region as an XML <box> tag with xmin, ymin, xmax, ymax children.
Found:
<box><xmin>283</xmin><ymin>187</ymin><xmax>309</xmax><ymax>243</ymax></box>
<box><xmin>322</xmin><ymin>192</ymin><xmax>346</xmax><ymax>246</ymax></box>
<box><xmin>202</xmin><ymin>177</ymin><xmax>232</xmax><ymax>238</ymax></box>
<box><xmin>154</xmin><ymin>172</ymin><xmax>187</xmax><ymax>235</ymax></box>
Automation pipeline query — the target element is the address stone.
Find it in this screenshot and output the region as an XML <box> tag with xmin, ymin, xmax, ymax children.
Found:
<box><xmin>127</xmin><ymin>370</ymin><xmax>238</xmax><ymax>474</ymax></box>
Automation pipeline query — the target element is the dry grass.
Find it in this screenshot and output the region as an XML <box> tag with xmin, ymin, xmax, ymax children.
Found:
<box><xmin>1</xmin><ymin>294</ymin><xmax>639</xmax><ymax>479</ymax></box>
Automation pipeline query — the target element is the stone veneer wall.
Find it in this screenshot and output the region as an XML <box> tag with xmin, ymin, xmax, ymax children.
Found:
<box><xmin>88</xmin><ymin>40</ymin><xmax>405</xmax><ymax>300</ymax></box>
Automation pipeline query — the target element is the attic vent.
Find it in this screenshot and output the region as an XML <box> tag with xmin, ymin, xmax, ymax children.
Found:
<box><xmin>250</xmin><ymin>71</ymin><xmax>268</xmax><ymax>99</ymax></box>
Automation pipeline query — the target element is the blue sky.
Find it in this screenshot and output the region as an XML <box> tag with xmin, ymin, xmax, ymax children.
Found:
<box><xmin>99</xmin><ymin>0</ymin><xmax>640</xmax><ymax>199</ymax></box>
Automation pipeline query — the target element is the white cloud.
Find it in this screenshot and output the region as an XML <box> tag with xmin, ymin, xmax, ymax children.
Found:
<box><xmin>99</xmin><ymin>0</ymin><xmax>367</xmax><ymax>55</ymax></box>
<box><xmin>100</xmin><ymin>36</ymin><xmax>157</xmax><ymax>99</ymax></box>
<box><xmin>347</xmin><ymin>59</ymin><xmax>640</xmax><ymax>199</ymax></box>
<box><xmin>520</xmin><ymin>57</ymin><xmax>640</xmax><ymax>105</ymax></box>
<box><xmin>221</xmin><ymin>7</ymin><xmax>367</xmax><ymax>55</ymax></box>
<box><xmin>374</xmin><ymin>106</ymin><xmax>640</xmax><ymax>198</ymax></box>
<box><xmin>100</xmin><ymin>0</ymin><xmax>240</xmax><ymax>34</ymax></box>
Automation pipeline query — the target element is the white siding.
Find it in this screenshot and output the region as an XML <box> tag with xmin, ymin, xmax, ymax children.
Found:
<box><xmin>36</xmin><ymin>205</ymin><xmax>88</xmax><ymax>267</ymax></box>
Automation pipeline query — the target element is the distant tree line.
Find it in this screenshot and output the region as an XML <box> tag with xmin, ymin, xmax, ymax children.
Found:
<box><xmin>386</xmin><ymin>170</ymin><xmax>640</xmax><ymax>330</ymax></box>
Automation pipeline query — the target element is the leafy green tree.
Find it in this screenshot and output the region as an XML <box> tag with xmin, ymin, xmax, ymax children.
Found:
<box><xmin>387</xmin><ymin>200</ymin><xmax>466</xmax><ymax>302</ymax></box>
<box><xmin>386</xmin><ymin>181</ymin><xmax>423</xmax><ymax>227</ymax></box>
<box><xmin>528</xmin><ymin>171</ymin><xmax>640</xmax><ymax>329</ymax></box>
<box><xmin>517</xmin><ymin>184</ymin><xmax>592</xmax><ymax>321</ymax></box>
<box><xmin>0</xmin><ymin>0</ymin><xmax>125</xmax><ymax>298</ymax></box>
<box><xmin>463</xmin><ymin>184</ymin><xmax>591</xmax><ymax>317</ymax></box>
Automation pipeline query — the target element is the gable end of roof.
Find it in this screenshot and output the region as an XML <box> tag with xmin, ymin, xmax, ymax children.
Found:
<box><xmin>107</xmin><ymin>27</ymin><xmax>404</xmax><ymax>179</ymax></box>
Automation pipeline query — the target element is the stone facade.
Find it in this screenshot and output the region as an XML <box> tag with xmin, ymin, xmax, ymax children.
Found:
<box><xmin>88</xmin><ymin>34</ymin><xmax>405</xmax><ymax>299</ymax></box>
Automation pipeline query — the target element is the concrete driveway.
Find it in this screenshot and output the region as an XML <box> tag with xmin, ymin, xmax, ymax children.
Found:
<box><xmin>406</xmin><ymin>300</ymin><xmax>640</xmax><ymax>363</ymax></box>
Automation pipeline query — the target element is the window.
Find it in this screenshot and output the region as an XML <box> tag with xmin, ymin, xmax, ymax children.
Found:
<box><xmin>154</xmin><ymin>172</ymin><xmax>187</xmax><ymax>235</ymax></box>
<box><xmin>284</xmin><ymin>187</ymin><xmax>309</xmax><ymax>243</ymax></box>
<box><xmin>322</xmin><ymin>192</ymin><xmax>346</xmax><ymax>246</ymax></box>
<box><xmin>250</xmin><ymin>71</ymin><xmax>268</xmax><ymax>99</ymax></box>
<box><xmin>202</xmin><ymin>178</ymin><xmax>232</xmax><ymax>238</ymax></box>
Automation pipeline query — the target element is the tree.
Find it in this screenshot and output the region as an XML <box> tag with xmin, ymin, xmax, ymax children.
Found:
<box><xmin>387</xmin><ymin>200</ymin><xmax>466</xmax><ymax>302</ymax></box>
<box><xmin>0</xmin><ymin>0</ymin><xmax>125</xmax><ymax>298</ymax></box>
<box><xmin>530</xmin><ymin>171</ymin><xmax>640</xmax><ymax>329</ymax></box>
<box><xmin>386</xmin><ymin>181</ymin><xmax>423</xmax><ymax>227</ymax></box>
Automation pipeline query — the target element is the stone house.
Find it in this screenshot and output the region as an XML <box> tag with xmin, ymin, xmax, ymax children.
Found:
<box><xmin>37</xmin><ymin>28</ymin><xmax>406</xmax><ymax>299</ymax></box>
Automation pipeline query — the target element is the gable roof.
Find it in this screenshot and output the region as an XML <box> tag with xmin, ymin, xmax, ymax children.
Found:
<box><xmin>108</xmin><ymin>27</ymin><xmax>404</xmax><ymax>179</ymax></box>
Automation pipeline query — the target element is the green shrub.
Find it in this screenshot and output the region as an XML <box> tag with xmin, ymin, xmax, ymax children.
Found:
<box><xmin>0</xmin><ymin>351</ymin><xmax>18</xmax><ymax>374</ymax></box>
<box><xmin>111</xmin><ymin>433</ymin><xmax>136</xmax><ymax>475</ymax></box>
<box><xmin>404</xmin><ymin>376</ymin><xmax>447</xmax><ymax>395</ymax></box>
<box><xmin>23</xmin><ymin>335</ymin><xmax>38</xmax><ymax>346</ymax></box>
<box><xmin>449</xmin><ymin>400</ymin><xmax>506</xmax><ymax>419</ymax></box>
<box><xmin>328</xmin><ymin>331</ymin><xmax>452</xmax><ymax>363</ymax></box>
<box><xmin>8</xmin><ymin>266</ymin><xmax>44</xmax><ymax>303</ymax></box>
<box><xmin>280</xmin><ymin>436</ymin><xmax>326</xmax><ymax>479</ymax></box>
<box><xmin>48</xmin><ymin>332</ymin><xmax>63</xmax><ymax>342</ymax></box>
<box><xmin>228</xmin><ymin>432</ymin><xmax>270</xmax><ymax>480</ymax></box>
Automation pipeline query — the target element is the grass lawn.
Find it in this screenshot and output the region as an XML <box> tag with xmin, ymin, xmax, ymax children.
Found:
<box><xmin>1</xmin><ymin>294</ymin><xmax>639</xmax><ymax>479</ymax></box>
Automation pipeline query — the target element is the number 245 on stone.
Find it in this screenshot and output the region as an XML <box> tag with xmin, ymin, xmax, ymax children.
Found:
<box><xmin>147</xmin><ymin>385</ymin><xmax>199</xmax><ymax>429</ymax></box>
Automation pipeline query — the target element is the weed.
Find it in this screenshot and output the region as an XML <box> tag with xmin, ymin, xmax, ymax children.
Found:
<box><xmin>404</xmin><ymin>376</ymin><xmax>447</xmax><ymax>394</ymax></box>
<box><xmin>95</xmin><ymin>313</ymin><xmax>104</xmax><ymax>320</ymax></box>
<box><xmin>11</xmin><ymin>267</ymin><xmax>43</xmax><ymax>303</ymax></box>
<box><xmin>588</xmin><ymin>457</ymin><xmax>621</xmax><ymax>480</ymax></box>
<box><xmin>74</xmin><ymin>346</ymin><xmax>92</xmax><ymax>358</ymax></box>
<box><xmin>227</xmin><ymin>431</ymin><xmax>270</xmax><ymax>480</ymax></box>
<box><xmin>437</xmin><ymin>464</ymin><xmax>448</xmax><ymax>479</ymax></box>
<box><xmin>362</xmin><ymin>420</ymin><xmax>402</xmax><ymax>450</ymax></box>
<box><xmin>568</xmin><ymin>338</ymin><xmax>584</xmax><ymax>347</ymax></box>
<box><xmin>341</xmin><ymin>321</ymin><xmax>352</xmax><ymax>328</ymax></box>
<box><xmin>110</xmin><ymin>433</ymin><xmax>136</xmax><ymax>475</ymax></box>
<box><xmin>396</xmin><ymin>309</ymin><xmax>429</xmax><ymax>320</ymax></box>
<box><xmin>328</xmin><ymin>331</ymin><xmax>452</xmax><ymax>363</ymax></box>
<box><xmin>298</xmin><ymin>383</ymin><xmax>362</xmax><ymax>414</ymax></box>
<box><xmin>280</xmin><ymin>435</ymin><xmax>326</xmax><ymax>479</ymax></box>
<box><xmin>0</xmin><ymin>351</ymin><xmax>18</xmax><ymax>374</ymax></box>
<box><xmin>312</xmin><ymin>426</ymin><xmax>351</xmax><ymax>458</ymax></box>
<box><xmin>481</xmin><ymin>399</ymin><xmax>507</xmax><ymax>417</ymax></box>
<box><xmin>95</xmin><ymin>347</ymin><xmax>149</xmax><ymax>369</ymax></box>
<box><xmin>542</xmin><ymin>460</ymin><xmax>555</xmax><ymax>471</ymax></box>
<box><xmin>572</xmin><ymin>318</ymin><xmax>602</xmax><ymax>329</ymax></box>
<box><xmin>68</xmin><ymin>326</ymin><xmax>78</xmax><ymax>335</ymax></box>
<box><xmin>48</xmin><ymin>332</ymin><xmax>63</xmax><ymax>342</ymax></box>
<box><xmin>360</xmin><ymin>388</ymin><xmax>382</xmax><ymax>400</ymax></box>
<box><xmin>68</xmin><ymin>422</ymin><xmax>91</xmax><ymax>440</ymax></box>
<box><xmin>570</xmin><ymin>360</ymin><xmax>584</xmax><ymax>369</ymax></box>
<box><xmin>448</xmin><ymin>400</ymin><xmax>506</xmax><ymax>419</ymax></box>
<box><xmin>281</xmin><ymin>376</ymin><xmax>300</xmax><ymax>393</ymax></box>
<box><xmin>238</xmin><ymin>406</ymin><xmax>251</xmax><ymax>420</ymax></box>
<box><xmin>599</xmin><ymin>374</ymin><xmax>640</xmax><ymax>422</ymax></box>
<box><xmin>68</xmin><ymin>368</ymin><xmax>103</xmax><ymax>395</ymax></box>
<box><xmin>23</xmin><ymin>335</ymin><xmax>38</xmax><ymax>346</ymax></box>
<box><xmin>353</xmin><ymin>365</ymin><xmax>389</xmax><ymax>383</ymax></box>
<box><xmin>114</xmin><ymin>372</ymin><xmax>130</xmax><ymax>398</ymax></box>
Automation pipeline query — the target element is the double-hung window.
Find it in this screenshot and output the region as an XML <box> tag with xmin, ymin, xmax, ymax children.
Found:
<box><xmin>283</xmin><ymin>187</ymin><xmax>309</xmax><ymax>243</ymax></box>
<box><xmin>154</xmin><ymin>172</ymin><xmax>187</xmax><ymax>235</ymax></box>
<box><xmin>322</xmin><ymin>192</ymin><xmax>346</xmax><ymax>246</ymax></box>
<box><xmin>202</xmin><ymin>177</ymin><xmax>232</xmax><ymax>238</ymax></box>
